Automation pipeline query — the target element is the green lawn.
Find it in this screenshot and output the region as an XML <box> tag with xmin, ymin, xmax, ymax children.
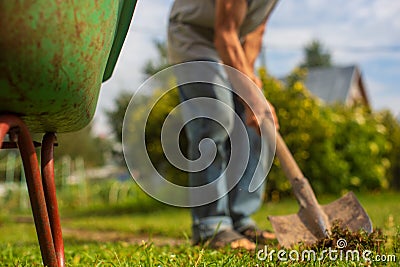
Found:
<box><xmin>0</xmin><ymin>191</ymin><xmax>399</xmax><ymax>266</ymax></box>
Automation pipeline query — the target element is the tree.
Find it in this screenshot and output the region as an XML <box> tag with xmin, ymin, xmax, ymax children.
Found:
<box><xmin>123</xmin><ymin>87</ymin><xmax>187</xmax><ymax>185</ymax></box>
<box><xmin>300</xmin><ymin>40</ymin><xmax>332</xmax><ymax>68</ymax></box>
<box><xmin>142</xmin><ymin>40</ymin><xmax>170</xmax><ymax>77</ymax></box>
<box><xmin>105</xmin><ymin>91</ymin><xmax>133</xmax><ymax>143</ymax></box>
<box><xmin>105</xmin><ymin>40</ymin><xmax>178</xmax><ymax>169</ymax></box>
<box><xmin>106</xmin><ymin>39</ymin><xmax>171</xmax><ymax>145</ymax></box>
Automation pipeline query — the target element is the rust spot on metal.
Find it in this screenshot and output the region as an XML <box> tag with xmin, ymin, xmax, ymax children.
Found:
<box><xmin>55</xmin><ymin>4</ymin><xmax>62</xmax><ymax>21</ymax></box>
<box><xmin>86</xmin><ymin>108</ymin><xmax>91</xmax><ymax>120</ymax></box>
<box><xmin>72</xmin><ymin>7</ymin><xmax>82</xmax><ymax>38</ymax></box>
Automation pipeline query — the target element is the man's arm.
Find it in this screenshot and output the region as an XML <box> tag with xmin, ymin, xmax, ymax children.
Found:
<box><xmin>214</xmin><ymin>0</ymin><xmax>278</xmax><ymax>130</ymax></box>
<box><xmin>242</xmin><ymin>19</ymin><xmax>279</xmax><ymax>130</ymax></box>
<box><xmin>242</xmin><ymin>20</ymin><xmax>267</xmax><ymax>76</ymax></box>
<box><xmin>214</xmin><ymin>0</ymin><xmax>257</xmax><ymax>83</ymax></box>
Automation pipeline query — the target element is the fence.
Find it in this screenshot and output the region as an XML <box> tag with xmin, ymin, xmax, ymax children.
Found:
<box><xmin>0</xmin><ymin>151</ymin><xmax>142</xmax><ymax>212</ymax></box>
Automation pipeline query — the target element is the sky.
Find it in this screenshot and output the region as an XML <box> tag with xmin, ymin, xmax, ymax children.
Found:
<box><xmin>95</xmin><ymin>0</ymin><xmax>400</xmax><ymax>135</ymax></box>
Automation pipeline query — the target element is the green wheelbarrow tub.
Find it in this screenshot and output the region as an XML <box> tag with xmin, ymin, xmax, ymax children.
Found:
<box><xmin>0</xmin><ymin>0</ymin><xmax>137</xmax><ymax>133</ymax></box>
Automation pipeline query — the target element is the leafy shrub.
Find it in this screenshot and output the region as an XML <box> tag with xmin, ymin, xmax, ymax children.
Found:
<box><xmin>260</xmin><ymin>67</ymin><xmax>399</xmax><ymax>196</ymax></box>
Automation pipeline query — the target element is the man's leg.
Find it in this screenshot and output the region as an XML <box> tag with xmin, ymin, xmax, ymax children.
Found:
<box><xmin>179</xmin><ymin>79</ymin><xmax>235</xmax><ymax>244</ymax></box>
<box><xmin>227</xmin><ymin>96</ymin><xmax>268</xmax><ymax>233</ymax></box>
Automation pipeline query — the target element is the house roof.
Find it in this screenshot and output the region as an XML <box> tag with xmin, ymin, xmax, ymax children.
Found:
<box><xmin>304</xmin><ymin>65</ymin><xmax>359</xmax><ymax>104</ymax></box>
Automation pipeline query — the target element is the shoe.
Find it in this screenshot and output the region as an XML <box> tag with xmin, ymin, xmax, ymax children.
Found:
<box><xmin>239</xmin><ymin>226</ymin><xmax>276</xmax><ymax>244</ymax></box>
<box><xmin>197</xmin><ymin>229</ymin><xmax>256</xmax><ymax>250</ymax></box>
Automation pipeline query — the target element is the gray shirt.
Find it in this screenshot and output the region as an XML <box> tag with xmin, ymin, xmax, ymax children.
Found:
<box><xmin>168</xmin><ymin>0</ymin><xmax>279</xmax><ymax>64</ymax></box>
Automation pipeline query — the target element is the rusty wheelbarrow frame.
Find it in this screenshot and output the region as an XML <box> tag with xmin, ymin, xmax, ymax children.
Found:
<box><xmin>261</xmin><ymin>118</ymin><xmax>373</xmax><ymax>248</ymax></box>
<box><xmin>0</xmin><ymin>1</ymin><xmax>137</xmax><ymax>266</ymax></box>
<box><xmin>0</xmin><ymin>117</ymin><xmax>63</xmax><ymax>266</ymax></box>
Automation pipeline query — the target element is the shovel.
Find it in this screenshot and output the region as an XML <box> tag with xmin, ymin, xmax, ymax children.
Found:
<box><xmin>261</xmin><ymin>118</ymin><xmax>373</xmax><ymax>248</ymax></box>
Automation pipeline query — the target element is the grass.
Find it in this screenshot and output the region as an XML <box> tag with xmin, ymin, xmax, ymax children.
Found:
<box><xmin>0</xmin><ymin>191</ymin><xmax>399</xmax><ymax>266</ymax></box>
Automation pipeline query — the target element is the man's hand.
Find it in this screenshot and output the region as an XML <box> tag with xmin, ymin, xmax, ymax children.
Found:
<box><xmin>244</xmin><ymin>77</ymin><xmax>279</xmax><ymax>133</ymax></box>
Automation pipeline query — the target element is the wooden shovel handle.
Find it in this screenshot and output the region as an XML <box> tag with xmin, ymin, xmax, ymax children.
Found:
<box><xmin>261</xmin><ymin>117</ymin><xmax>304</xmax><ymax>182</ymax></box>
<box><xmin>261</xmin><ymin>118</ymin><xmax>319</xmax><ymax>207</ymax></box>
<box><xmin>262</xmin><ymin>117</ymin><xmax>331</xmax><ymax>237</ymax></box>
<box><xmin>275</xmin><ymin>131</ymin><xmax>305</xmax><ymax>181</ymax></box>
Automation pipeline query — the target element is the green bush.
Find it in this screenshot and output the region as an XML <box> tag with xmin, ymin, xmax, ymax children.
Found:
<box><xmin>260</xmin><ymin>67</ymin><xmax>399</xmax><ymax>196</ymax></box>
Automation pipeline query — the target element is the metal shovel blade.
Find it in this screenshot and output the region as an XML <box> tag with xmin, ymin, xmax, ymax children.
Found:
<box><xmin>269</xmin><ymin>191</ymin><xmax>373</xmax><ymax>248</ymax></box>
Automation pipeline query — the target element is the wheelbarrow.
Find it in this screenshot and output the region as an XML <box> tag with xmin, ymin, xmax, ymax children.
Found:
<box><xmin>0</xmin><ymin>1</ymin><xmax>137</xmax><ymax>266</ymax></box>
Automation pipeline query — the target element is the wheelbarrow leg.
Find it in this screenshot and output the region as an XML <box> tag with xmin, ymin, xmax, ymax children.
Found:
<box><xmin>0</xmin><ymin>115</ymin><xmax>59</xmax><ymax>267</ymax></box>
<box><xmin>42</xmin><ymin>133</ymin><xmax>65</xmax><ymax>267</ymax></box>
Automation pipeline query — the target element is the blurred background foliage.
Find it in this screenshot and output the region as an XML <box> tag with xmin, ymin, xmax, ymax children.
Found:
<box><xmin>260</xmin><ymin>67</ymin><xmax>400</xmax><ymax>197</ymax></box>
<box><xmin>112</xmin><ymin>39</ymin><xmax>400</xmax><ymax>199</ymax></box>
<box><xmin>118</xmin><ymin>65</ymin><xmax>400</xmax><ymax>198</ymax></box>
